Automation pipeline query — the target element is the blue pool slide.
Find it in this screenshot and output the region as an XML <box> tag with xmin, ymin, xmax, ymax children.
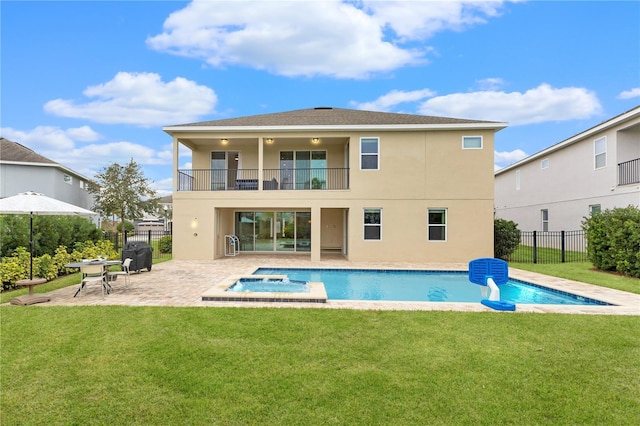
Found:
<box><xmin>468</xmin><ymin>258</ymin><xmax>516</xmax><ymax>311</ymax></box>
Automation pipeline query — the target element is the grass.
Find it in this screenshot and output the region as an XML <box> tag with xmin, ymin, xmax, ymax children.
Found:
<box><xmin>510</xmin><ymin>245</ymin><xmax>588</xmax><ymax>263</ymax></box>
<box><xmin>511</xmin><ymin>261</ymin><xmax>640</xmax><ymax>295</ymax></box>
<box><xmin>1</xmin><ymin>307</ymin><xmax>639</xmax><ymax>425</ymax></box>
<box><xmin>0</xmin><ymin>255</ymin><xmax>172</xmax><ymax>304</ymax></box>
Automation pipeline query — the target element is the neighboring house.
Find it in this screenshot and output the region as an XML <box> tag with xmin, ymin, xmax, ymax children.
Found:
<box><xmin>134</xmin><ymin>195</ymin><xmax>172</xmax><ymax>233</ymax></box>
<box><xmin>163</xmin><ymin>107</ymin><xmax>506</xmax><ymax>262</ymax></box>
<box><xmin>495</xmin><ymin>106</ymin><xmax>640</xmax><ymax>232</ymax></box>
<box><xmin>0</xmin><ymin>138</ymin><xmax>95</xmax><ymax>210</ymax></box>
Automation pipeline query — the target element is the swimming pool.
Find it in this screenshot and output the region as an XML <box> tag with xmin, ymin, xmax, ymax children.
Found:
<box><xmin>254</xmin><ymin>268</ymin><xmax>611</xmax><ymax>305</ymax></box>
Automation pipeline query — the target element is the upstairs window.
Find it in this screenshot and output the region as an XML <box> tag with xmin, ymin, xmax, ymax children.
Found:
<box><xmin>363</xmin><ymin>208</ymin><xmax>381</xmax><ymax>240</ymax></box>
<box><xmin>541</xmin><ymin>158</ymin><xmax>549</xmax><ymax>169</ymax></box>
<box><xmin>594</xmin><ymin>137</ymin><xmax>606</xmax><ymax>169</ymax></box>
<box><xmin>360</xmin><ymin>137</ymin><xmax>379</xmax><ymax>170</ymax></box>
<box><xmin>428</xmin><ymin>209</ymin><xmax>447</xmax><ymax>241</ymax></box>
<box><xmin>589</xmin><ymin>204</ymin><xmax>601</xmax><ymax>216</ymax></box>
<box><xmin>462</xmin><ymin>136</ymin><xmax>483</xmax><ymax>149</ymax></box>
<box><xmin>63</xmin><ymin>174</ymin><xmax>72</xmax><ymax>185</ymax></box>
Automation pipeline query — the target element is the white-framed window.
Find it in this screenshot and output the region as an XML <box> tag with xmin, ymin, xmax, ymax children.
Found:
<box><xmin>428</xmin><ymin>209</ymin><xmax>447</xmax><ymax>241</ymax></box>
<box><xmin>63</xmin><ymin>174</ymin><xmax>72</xmax><ymax>185</ymax></box>
<box><xmin>363</xmin><ymin>208</ymin><xmax>381</xmax><ymax>240</ymax></box>
<box><xmin>515</xmin><ymin>170</ymin><xmax>521</xmax><ymax>191</ymax></box>
<box><xmin>594</xmin><ymin>137</ymin><xmax>606</xmax><ymax>169</ymax></box>
<box><xmin>541</xmin><ymin>209</ymin><xmax>549</xmax><ymax>232</ymax></box>
<box><xmin>589</xmin><ymin>204</ymin><xmax>601</xmax><ymax>216</ymax></box>
<box><xmin>360</xmin><ymin>137</ymin><xmax>379</xmax><ymax>170</ymax></box>
<box><xmin>541</xmin><ymin>158</ymin><xmax>549</xmax><ymax>169</ymax></box>
<box><xmin>462</xmin><ymin>136</ymin><xmax>483</xmax><ymax>149</ymax></box>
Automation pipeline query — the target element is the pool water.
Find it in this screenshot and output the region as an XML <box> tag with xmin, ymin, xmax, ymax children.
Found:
<box><xmin>254</xmin><ymin>268</ymin><xmax>610</xmax><ymax>305</ymax></box>
<box><xmin>227</xmin><ymin>278</ymin><xmax>309</xmax><ymax>293</ymax></box>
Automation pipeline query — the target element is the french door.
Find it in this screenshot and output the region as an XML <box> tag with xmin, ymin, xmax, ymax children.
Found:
<box><xmin>211</xmin><ymin>151</ymin><xmax>238</xmax><ymax>190</ymax></box>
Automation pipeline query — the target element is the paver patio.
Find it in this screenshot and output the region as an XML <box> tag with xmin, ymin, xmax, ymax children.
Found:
<box><xmin>16</xmin><ymin>255</ymin><xmax>640</xmax><ymax>314</ymax></box>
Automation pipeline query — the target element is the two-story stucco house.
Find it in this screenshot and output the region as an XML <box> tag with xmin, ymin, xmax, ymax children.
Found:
<box><xmin>164</xmin><ymin>107</ymin><xmax>506</xmax><ymax>263</ymax></box>
<box><xmin>0</xmin><ymin>138</ymin><xmax>95</xmax><ymax>210</ymax></box>
<box><xmin>495</xmin><ymin>106</ymin><xmax>640</xmax><ymax>231</ymax></box>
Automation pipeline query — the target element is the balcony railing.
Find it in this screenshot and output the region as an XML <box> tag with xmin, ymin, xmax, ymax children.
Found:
<box><xmin>618</xmin><ymin>158</ymin><xmax>640</xmax><ymax>185</ymax></box>
<box><xmin>177</xmin><ymin>168</ymin><xmax>349</xmax><ymax>191</ymax></box>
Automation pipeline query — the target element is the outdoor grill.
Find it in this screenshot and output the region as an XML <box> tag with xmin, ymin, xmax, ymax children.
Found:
<box><xmin>122</xmin><ymin>241</ymin><xmax>153</xmax><ymax>272</ymax></box>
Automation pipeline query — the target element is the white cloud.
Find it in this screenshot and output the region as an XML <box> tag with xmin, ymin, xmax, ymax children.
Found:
<box><xmin>0</xmin><ymin>126</ymin><xmax>101</xmax><ymax>151</ymax></box>
<box><xmin>418</xmin><ymin>83</ymin><xmax>602</xmax><ymax>125</ymax></box>
<box><xmin>476</xmin><ymin>77</ymin><xmax>505</xmax><ymax>91</ymax></box>
<box><xmin>617</xmin><ymin>88</ymin><xmax>640</xmax><ymax>99</ymax></box>
<box><xmin>0</xmin><ymin>126</ymin><xmax>171</xmax><ymax>178</ymax></box>
<box><xmin>147</xmin><ymin>0</ymin><xmax>511</xmax><ymax>79</ymax></box>
<box><xmin>495</xmin><ymin>149</ymin><xmax>528</xmax><ymax>164</ymax></box>
<box><xmin>151</xmin><ymin>177</ymin><xmax>174</xmax><ymax>197</ymax></box>
<box><xmin>351</xmin><ymin>89</ymin><xmax>436</xmax><ymax>111</ymax></box>
<box><xmin>44</xmin><ymin>72</ymin><xmax>217</xmax><ymax>127</ymax></box>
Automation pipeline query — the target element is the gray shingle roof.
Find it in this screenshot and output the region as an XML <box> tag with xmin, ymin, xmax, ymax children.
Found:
<box><xmin>0</xmin><ymin>138</ymin><xmax>57</xmax><ymax>164</ymax></box>
<box><xmin>170</xmin><ymin>107</ymin><xmax>501</xmax><ymax>127</ymax></box>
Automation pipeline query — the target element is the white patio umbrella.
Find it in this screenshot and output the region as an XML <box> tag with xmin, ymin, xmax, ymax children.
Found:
<box><xmin>0</xmin><ymin>191</ymin><xmax>97</xmax><ymax>280</ymax></box>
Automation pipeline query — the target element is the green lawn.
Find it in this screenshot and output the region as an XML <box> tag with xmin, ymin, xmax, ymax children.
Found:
<box><xmin>1</xmin><ymin>307</ymin><xmax>639</xmax><ymax>425</ymax></box>
<box><xmin>511</xmin><ymin>261</ymin><xmax>640</xmax><ymax>295</ymax></box>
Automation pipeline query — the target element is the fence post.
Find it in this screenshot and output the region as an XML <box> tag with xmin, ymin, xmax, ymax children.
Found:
<box><xmin>533</xmin><ymin>230</ymin><xmax>537</xmax><ymax>264</ymax></box>
<box><xmin>561</xmin><ymin>230</ymin><xmax>566</xmax><ymax>263</ymax></box>
<box><xmin>148</xmin><ymin>230</ymin><xmax>152</xmax><ymax>245</ymax></box>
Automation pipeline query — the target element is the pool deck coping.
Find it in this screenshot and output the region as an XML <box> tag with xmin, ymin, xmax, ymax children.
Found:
<box><xmin>7</xmin><ymin>256</ymin><xmax>640</xmax><ymax>315</ymax></box>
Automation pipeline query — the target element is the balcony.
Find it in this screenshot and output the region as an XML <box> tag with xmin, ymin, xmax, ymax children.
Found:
<box><xmin>177</xmin><ymin>168</ymin><xmax>350</xmax><ymax>191</ymax></box>
<box><xmin>618</xmin><ymin>158</ymin><xmax>640</xmax><ymax>185</ymax></box>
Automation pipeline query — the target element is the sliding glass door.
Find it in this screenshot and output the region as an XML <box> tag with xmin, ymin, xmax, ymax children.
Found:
<box><xmin>280</xmin><ymin>151</ymin><xmax>326</xmax><ymax>190</ymax></box>
<box><xmin>235</xmin><ymin>211</ymin><xmax>310</xmax><ymax>252</ymax></box>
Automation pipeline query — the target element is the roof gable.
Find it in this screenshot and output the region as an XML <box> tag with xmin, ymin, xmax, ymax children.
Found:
<box><xmin>166</xmin><ymin>107</ymin><xmax>504</xmax><ymax>129</ymax></box>
<box><xmin>0</xmin><ymin>138</ymin><xmax>57</xmax><ymax>164</ymax></box>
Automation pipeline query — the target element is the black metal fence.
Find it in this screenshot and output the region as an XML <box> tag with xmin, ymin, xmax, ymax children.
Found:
<box><xmin>103</xmin><ymin>230</ymin><xmax>172</xmax><ymax>260</ymax></box>
<box><xmin>177</xmin><ymin>168</ymin><xmax>350</xmax><ymax>191</ymax></box>
<box><xmin>507</xmin><ymin>230</ymin><xmax>589</xmax><ymax>264</ymax></box>
<box><xmin>618</xmin><ymin>158</ymin><xmax>640</xmax><ymax>185</ymax></box>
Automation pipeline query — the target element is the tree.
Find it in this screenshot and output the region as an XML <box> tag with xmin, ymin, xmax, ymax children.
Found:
<box><xmin>88</xmin><ymin>159</ymin><xmax>159</xmax><ymax>233</ymax></box>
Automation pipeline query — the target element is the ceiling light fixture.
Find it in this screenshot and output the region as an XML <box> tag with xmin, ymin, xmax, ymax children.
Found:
<box><xmin>221</xmin><ymin>138</ymin><xmax>228</xmax><ymax>145</ymax></box>
<box><xmin>311</xmin><ymin>137</ymin><xmax>320</xmax><ymax>144</ymax></box>
<box><xmin>266</xmin><ymin>138</ymin><xmax>274</xmax><ymax>144</ymax></box>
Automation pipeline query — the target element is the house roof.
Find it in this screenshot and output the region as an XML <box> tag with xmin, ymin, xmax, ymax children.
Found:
<box><xmin>0</xmin><ymin>137</ymin><xmax>91</xmax><ymax>180</ymax></box>
<box><xmin>495</xmin><ymin>105</ymin><xmax>640</xmax><ymax>175</ymax></box>
<box><xmin>0</xmin><ymin>138</ymin><xmax>57</xmax><ymax>164</ymax></box>
<box><xmin>164</xmin><ymin>107</ymin><xmax>507</xmax><ymax>132</ymax></box>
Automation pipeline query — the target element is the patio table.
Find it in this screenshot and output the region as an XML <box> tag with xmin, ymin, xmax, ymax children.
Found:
<box><xmin>66</xmin><ymin>260</ymin><xmax>121</xmax><ymax>297</ymax></box>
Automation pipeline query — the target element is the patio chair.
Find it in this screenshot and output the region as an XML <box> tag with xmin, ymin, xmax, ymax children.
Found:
<box><xmin>107</xmin><ymin>258</ymin><xmax>132</xmax><ymax>289</ymax></box>
<box><xmin>79</xmin><ymin>264</ymin><xmax>108</xmax><ymax>298</ymax></box>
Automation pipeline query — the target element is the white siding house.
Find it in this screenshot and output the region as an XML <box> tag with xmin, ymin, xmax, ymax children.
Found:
<box><xmin>0</xmin><ymin>138</ymin><xmax>95</xmax><ymax>210</ymax></box>
<box><xmin>495</xmin><ymin>106</ymin><xmax>640</xmax><ymax>231</ymax></box>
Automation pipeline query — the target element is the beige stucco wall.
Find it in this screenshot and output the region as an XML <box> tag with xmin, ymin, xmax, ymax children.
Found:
<box><xmin>171</xmin><ymin>128</ymin><xmax>496</xmax><ymax>263</ymax></box>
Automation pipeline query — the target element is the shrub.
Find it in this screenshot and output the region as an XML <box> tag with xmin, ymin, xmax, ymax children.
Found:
<box><xmin>158</xmin><ymin>235</ymin><xmax>172</xmax><ymax>254</ymax></box>
<box><xmin>0</xmin><ymin>240</ymin><xmax>119</xmax><ymax>290</ymax></box>
<box><xmin>582</xmin><ymin>205</ymin><xmax>640</xmax><ymax>278</ymax></box>
<box><xmin>0</xmin><ymin>247</ymin><xmax>31</xmax><ymax>290</ymax></box>
<box><xmin>494</xmin><ymin>219</ymin><xmax>521</xmax><ymax>260</ymax></box>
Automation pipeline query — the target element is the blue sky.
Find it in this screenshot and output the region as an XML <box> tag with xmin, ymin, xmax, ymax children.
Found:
<box><xmin>2</xmin><ymin>0</ymin><xmax>639</xmax><ymax>197</ymax></box>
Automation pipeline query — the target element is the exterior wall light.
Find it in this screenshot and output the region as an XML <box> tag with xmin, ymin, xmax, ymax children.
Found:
<box><xmin>221</xmin><ymin>138</ymin><xmax>228</xmax><ymax>145</ymax></box>
<box><xmin>266</xmin><ymin>138</ymin><xmax>274</xmax><ymax>144</ymax></box>
<box><xmin>311</xmin><ymin>137</ymin><xmax>320</xmax><ymax>144</ymax></box>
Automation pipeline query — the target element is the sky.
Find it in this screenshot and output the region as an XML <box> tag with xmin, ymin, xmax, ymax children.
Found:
<box><xmin>2</xmin><ymin>0</ymin><xmax>639</xmax><ymax>197</ymax></box>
